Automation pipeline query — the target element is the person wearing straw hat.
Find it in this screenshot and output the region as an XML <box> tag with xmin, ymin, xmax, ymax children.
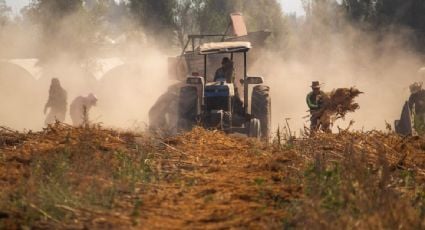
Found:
<box><xmin>306</xmin><ymin>81</ymin><xmax>329</xmax><ymax>134</ymax></box>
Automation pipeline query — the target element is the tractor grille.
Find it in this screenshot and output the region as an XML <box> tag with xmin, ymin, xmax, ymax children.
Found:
<box><xmin>205</xmin><ymin>97</ymin><xmax>230</xmax><ymax>111</ymax></box>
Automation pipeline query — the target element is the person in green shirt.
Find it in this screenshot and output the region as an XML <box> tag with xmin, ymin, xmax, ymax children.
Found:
<box><xmin>306</xmin><ymin>81</ymin><xmax>330</xmax><ymax>134</ymax></box>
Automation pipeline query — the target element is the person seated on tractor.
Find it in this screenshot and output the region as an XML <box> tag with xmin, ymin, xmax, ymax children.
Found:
<box><xmin>214</xmin><ymin>57</ymin><xmax>235</xmax><ymax>83</ymax></box>
<box><xmin>409</xmin><ymin>82</ymin><xmax>425</xmax><ymax>134</ymax></box>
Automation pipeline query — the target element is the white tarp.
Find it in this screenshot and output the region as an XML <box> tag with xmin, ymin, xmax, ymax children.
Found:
<box><xmin>3</xmin><ymin>58</ymin><xmax>124</xmax><ymax>80</ymax></box>
<box><xmin>7</xmin><ymin>59</ymin><xmax>41</xmax><ymax>79</ymax></box>
<box><xmin>199</xmin><ymin>41</ymin><xmax>252</xmax><ymax>54</ymax></box>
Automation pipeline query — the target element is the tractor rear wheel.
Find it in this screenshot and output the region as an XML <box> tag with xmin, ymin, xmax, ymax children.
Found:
<box><xmin>251</xmin><ymin>85</ymin><xmax>271</xmax><ymax>140</ymax></box>
<box><xmin>177</xmin><ymin>86</ymin><xmax>199</xmax><ymax>131</ymax></box>
<box><xmin>149</xmin><ymin>83</ymin><xmax>181</xmax><ymax>134</ymax></box>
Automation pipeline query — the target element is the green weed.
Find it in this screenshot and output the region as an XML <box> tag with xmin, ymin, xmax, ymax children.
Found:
<box><xmin>304</xmin><ymin>163</ymin><xmax>344</xmax><ymax>211</ymax></box>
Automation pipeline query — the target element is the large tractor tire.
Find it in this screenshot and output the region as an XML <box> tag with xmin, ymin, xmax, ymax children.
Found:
<box><xmin>248</xmin><ymin>118</ymin><xmax>261</xmax><ymax>139</ymax></box>
<box><xmin>251</xmin><ymin>85</ymin><xmax>271</xmax><ymax>140</ymax></box>
<box><xmin>149</xmin><ymin>91</ymin><xmax>178</xmax><ymax>133</ymax></box>
<box><xmin>177</xmin><ymin>86</ymin><xmax>199</xmax><ymax>132</ymax></box>
<box><xmin>149</xmin><ymin>83</ymin><xmax>183</xmax><ymax>134</ymax></box>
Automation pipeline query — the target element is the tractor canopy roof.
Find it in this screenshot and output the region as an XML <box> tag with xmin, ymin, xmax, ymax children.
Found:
<box><xmin>198</xmin><ymin>41</ymin><xmax>251</xmax><ymax>55</ymax></box>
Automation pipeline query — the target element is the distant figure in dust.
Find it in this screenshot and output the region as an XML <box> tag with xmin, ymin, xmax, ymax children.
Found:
<box><xmin>70</xmin><ymin>93</ymin><xmax>98</xmax><ymax>126</ymax></box>
<box><xmin>408</xmin><ymin>82</ymin><xmax>425</xmax><ymax>134</ymax></box>
<box><xmin>44</xmin><ymin>78</ymin><xmax>67</xmax><ymax>125</ymax></box>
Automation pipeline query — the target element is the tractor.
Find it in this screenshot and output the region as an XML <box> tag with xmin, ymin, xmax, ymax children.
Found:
<box><xmin>149</xmin><ymin>13</ymin><xmax>272</xmax><ymax>138</ymax></box>
<box><xmin>177</xmin><ymin>41</ymin><xmax>271</xmax><ymax>139</ymax></box>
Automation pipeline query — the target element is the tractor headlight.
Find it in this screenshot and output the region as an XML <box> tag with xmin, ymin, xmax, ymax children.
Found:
<box><xmin>186</xmin><ymin>76</ymin><xmax>203</xmax><ymax>85</ymax></box>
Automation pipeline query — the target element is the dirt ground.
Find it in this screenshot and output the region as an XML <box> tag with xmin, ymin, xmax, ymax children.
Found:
<box><xmin>0</xmin><ymin>124</ymin><xmax>424</xmax><ymax>229</ymax></box>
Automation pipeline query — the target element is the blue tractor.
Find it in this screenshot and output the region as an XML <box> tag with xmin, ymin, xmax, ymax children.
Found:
<box><xmin>177</xmin><ymin>41</ymin><xmax>271</xmax><ymax>139</ymax></box>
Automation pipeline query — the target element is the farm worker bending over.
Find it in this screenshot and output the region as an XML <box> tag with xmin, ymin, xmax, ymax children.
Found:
<box><xmin>306</xmin><ymin>81</ymin><xmax>330</xmax><ymax>134</ymax></box>
<box><xmin>44</xmin><ymin>78</ymin><xmax>67</xmax><ymax>125</ymax></box>
<box><xmin>214</xmin><ymin>57</ymin><xmax>235</xmax><ymax>83</ymax></box>
<box><xmin>70</xmin><ymin>93</ymin><xmax>98</xmax><ymax>126</ymax></box>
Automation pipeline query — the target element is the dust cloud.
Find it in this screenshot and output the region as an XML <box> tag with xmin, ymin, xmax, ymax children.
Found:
<box><xmin>94</xmin><ymin>46</ymin><xmax>172</xmax><ymax>130</ymax></box>
<box><xmin>252</xmin><ymin>24</ymin><xmax>424</xmax><ymax>135</ymax></box>
<box><xmin>0</xmin><ymin>49</ymin><xmax>173</xmax><ymax>131</ymax></box>
<box><xmin>1</xmin><ymin>3</ymin><xmax>424</xmax><ymax>134</ymax></box>
<box><xmin>0</xmin><ymin>9</ymin><xmax>174</xmax><ymax>131</ymax></box>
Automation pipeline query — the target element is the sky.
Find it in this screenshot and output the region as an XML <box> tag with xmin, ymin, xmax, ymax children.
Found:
<box><xmin>279</xmin><ymin>0</ymin><xmax>305</xmax><ymax>16</ymax></box>
<box><xmin>6</xmin><ymin>0</ymin><xmax>30</xmax><ymax>14</ymax></box>
<box><xmin>5</xmin><ymin>0</ymin><xmax>306</xmax><ymax>15</ymax></box>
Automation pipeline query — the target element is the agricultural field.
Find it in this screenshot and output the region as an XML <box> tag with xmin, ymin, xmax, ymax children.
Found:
<box><xmin>1</xmin><ymin>1</ymin><xmax>425</xmax><ymax>228</ymax></box>
<box><xmin>0</xmin><ymin>124</ymin><xmax>424</xmax><ymax>229</ymax></box>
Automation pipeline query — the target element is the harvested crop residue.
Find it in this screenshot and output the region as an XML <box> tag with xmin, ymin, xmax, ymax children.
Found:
<box><xmin>138</xmin><ymin>128</ymin><xmax>302</xmax><ymax>229</ymax></box>
<box><xmin>0</xmin><ymin>125</ymin><xmax>424</xmax><ymax>229</ymax></box>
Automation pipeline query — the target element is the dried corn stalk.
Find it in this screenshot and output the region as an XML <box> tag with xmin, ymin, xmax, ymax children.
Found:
<box><xmin>318</xmin><ymin>87</ymin><xmax>363</xmax><ymax>125</ymax></box>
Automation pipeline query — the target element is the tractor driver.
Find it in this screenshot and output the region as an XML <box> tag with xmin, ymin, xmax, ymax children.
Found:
<box><xmin>214</xmin><ymin>57</ymin><xmax>235</xmax><ymax>83</ymax></box>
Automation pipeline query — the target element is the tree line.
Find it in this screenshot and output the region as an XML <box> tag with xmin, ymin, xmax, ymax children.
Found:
<box><xmin>303</xmin><ymin>0</ymin><xmax>425</xmax><ymax>51</ymax></box>
<box><xmin>0</xmin><ymin>0</ymin><xmax>424</xmax><ymax>62</ymax></box>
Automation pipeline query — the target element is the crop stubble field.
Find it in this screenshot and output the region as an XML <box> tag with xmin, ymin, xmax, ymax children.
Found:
<box><xmin>0</xmin><ymin>124</ymin><xmax>424</xmax><ymax>229</ymax></box>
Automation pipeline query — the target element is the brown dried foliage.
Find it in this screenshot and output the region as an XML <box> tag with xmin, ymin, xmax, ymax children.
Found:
<box><xmin>326</xmin><ymin>88</ymin><xmax>363</xmax><ymax>118</ymax></box>
<box><xmin>0</xmin><ymin>124</ymin><xmax>424</xmax><ymax>229</ymax></box>
<box><xmin>319</xmin><ymin>87</ymin><xmax>363</xmax><ymax>127</ymax></box>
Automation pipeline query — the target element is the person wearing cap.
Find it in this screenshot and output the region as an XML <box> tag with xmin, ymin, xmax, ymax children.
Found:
<box><xmin>214</xmin><ymin>57</ymin><xmax>235</xmax><ymax>83</ymax></box>
<box><xmin>44</xmin><ymin>78</ymin><xmax>67</xmax><ymax>125</ymax></box>
<box><xmin>306</xmin><ymin>81</ymin><xmax>329</xmax><ymax>133</ymax></box>
<box><xmin>408</xmin><ymin>82</ymin><xmax>425</xmax><ymax>134</ymax></box>
<box><xmin>69</xmin><ymin>93</ymin><xmax>98</xmax><ymax>126</ymax></box>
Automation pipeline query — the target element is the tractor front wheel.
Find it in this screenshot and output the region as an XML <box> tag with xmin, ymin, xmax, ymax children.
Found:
<box><xmin>251</xmin><ymin>85</ymin><xmax>271</xmax><ymax>140</ymax></box>
<box><xmin>248</xmin><ymin>118</ymin><xmax>261</xmax><ymax>139</ymax></box>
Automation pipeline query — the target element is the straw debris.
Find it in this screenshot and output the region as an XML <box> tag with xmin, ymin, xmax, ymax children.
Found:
<box><xmin>318</xmin><ymin>87</ymin><xmax>363</xmax><ymax>127</ymax></box>
<box><xmin>0</xmin><ymin>124</ymin><xmax>424</xmax><ymax>229</ymax></box>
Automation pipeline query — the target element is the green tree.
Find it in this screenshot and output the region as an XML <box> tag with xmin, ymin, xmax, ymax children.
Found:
<box><xmin>129</xmin><ymin>0</ymin><xmax>177</xmax><ymax>45</ymax></box>
<box><xmin>241</xmin><ymin>0</ymin><xmax>288</xmax><ymax>48</ymax></box>
<box><xmin>174</xmin><ymin>0</ymin><xmax>206</xmax><ymax>47</ymax></box>
<box><xmin>0</xmin><ymin>0</ymin><xmax>11</xmax><ymax>26</ymax></box>
<box><xmin>342</xmin><ymin>0</ymin><xmax>425</xmax><ymax>50</ymax></box>
<box><xmin>177</xmin><ymin>0</ymin><xmax>288</xmax><ymax>49</ymax></box>
<box><xmin>129</xmin><ymin>0</ymin><xmax>289</xmax><ymax>51</ymax></box>
<box><xmin>342</xmin><ymin>0</ymin><xmax>374</xmax><ymax>22</ymax></box>
<box><xmin>23</xmin><ymin>0</ymin><xmax>101</xmax><ymax>66</ymax></box>
<box><xmin>343</xmin><ymin>0</ymin><xmax>425</xmax><ymax>28</ymax></box>
<box><xmin>197</xmin><ymin>0</ymin><xmax>238</xmax><ymax>34</ymax></box>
